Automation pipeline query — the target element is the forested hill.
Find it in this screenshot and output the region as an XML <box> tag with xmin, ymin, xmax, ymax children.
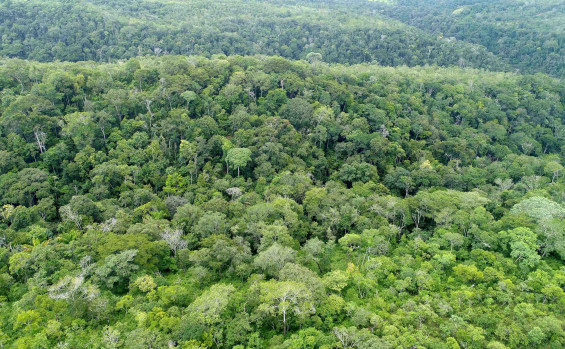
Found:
<box><xmin>0</xmin><ymin>0</ymin><xmax>506</xmax><ymax>70</ymax></box>
<box><xmin>2</xmin><ymin>55</ymin><xmax>565</xmax><ymax>347</ymax></box>
<box><xmin>2</xmin><ymin>0</ymin><xmax>564</xmax><ymax>77</ymax></box>
<box><xmin>374</xmin><ymin>0</ymin><xmax>565</xmax><ymax>77</ymax></box>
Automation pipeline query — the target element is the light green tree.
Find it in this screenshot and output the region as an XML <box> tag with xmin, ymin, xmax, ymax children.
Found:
<box><xmin>226</xmin><ymin>147</ymin><xmax>252</xmax><ymax>177</ymax></box>
<box><xmin>255</xmin><ymin>280</ymin><xmax>314</xmax><ymax>335</ymax></box>
<box><xmin>187</xmin><ymin>283</ymin><xmax>236</xmax><ymax>327</ymax></box>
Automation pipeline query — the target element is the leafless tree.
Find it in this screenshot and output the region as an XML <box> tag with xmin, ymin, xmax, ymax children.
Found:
<box><xmin>60</xmin><ymin>205</ymin><xmax>83</xmax><ymax>230</ymax></box>
<box><xmin>34</xmin><ymin>129</ymin><xmax>47</xmax><ymax>153</ymax></box>
<box><xmin>161</xmin><ymin>229</ymin><xmax>187</xmax><ymax>256</ymax></box>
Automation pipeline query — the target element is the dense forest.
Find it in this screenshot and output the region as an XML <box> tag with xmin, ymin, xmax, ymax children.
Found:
<box><xmin>1</xmin><ymin>0</ymin><xmax>564</xmax><ymax>77</ymax></box>
<box><xmin>375</xmin><ymin>0</ymin><xmax>565</xmax><ymax>77</ymax></box>
<box><xmin>1</xmin><ymin>54</ymin><xmax>565</xmax><ymax>348</ymax></box>
<box><xmin>1</xmin><ymin>0</ymin><xmax>565</xmax><ymax>348</ymax></box>
<box><xmin>0</xmin><ymin>0</ymin><xmax>507</xmax><ymax>70</ymax></box>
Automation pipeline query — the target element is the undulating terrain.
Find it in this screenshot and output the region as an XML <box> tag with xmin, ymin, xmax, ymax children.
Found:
<box><xmin>1</xmin><ymin>1</ymin><xmax>565</xmax><ymax>348</ymax></box>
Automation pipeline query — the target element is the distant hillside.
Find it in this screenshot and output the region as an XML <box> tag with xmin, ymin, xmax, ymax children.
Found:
<box><xmin>374</xmin><ymin>0</ymin><xmax>565</xmax><ymax>77</ymax></box>
<box><xmin>0</xmin><ymin>0</ymin><xmax>506</xmax><ymax>70</ymax></box>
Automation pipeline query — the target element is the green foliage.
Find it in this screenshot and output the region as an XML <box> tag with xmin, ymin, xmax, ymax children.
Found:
<box><xmin>376</xmin><ymin>0</ymin><xmax>565</xmax><ymax>77</ymax></box>
<box><xmin>94</xmin><ymin>250</ymin><xmax>139</xmax><ymax>292</ymax></box>
<box><xmin>226</xmin><ymin>148</ymin><xmax>252</xmax><ymax>177</ymax></box>
<box><xmin>186</xmin><ymin>283</ymin><xmax>235</xmax><ymax>327</ymax></box>
<box><xmin>0</xmin><ymin>53</ymin><xmax>565</xmax><ymax>347</ymax></box>
<box><xmin>510</xmin><ymin>196</ymin><xmax>565</xmax><ymax>221</ymax></box>
<box><xmin>0</xmin><ymin>0</ymin><xmax>514</xmax><ymax>73</ymax></box>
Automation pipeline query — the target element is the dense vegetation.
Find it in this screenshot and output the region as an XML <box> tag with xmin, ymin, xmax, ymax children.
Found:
<box><xmin>1</xmin><ymin>0</ymin><xmax>565</xmax><ymax>348</ymax></box>
<box><xmin>2</xmin><ymin>0</ymin><xmax>564</xmax><ymax>77</ymax></box>
<box><xmin>0</xmin><ymin>0</ymin><xmax>506</xmax><ymax>70</ymax></box>
<box><xmin>375</xmin><ymin>0</ymin><xmax>565</xmax><ymax>77</ymax></box>
<box><xmin>1</xmin><ymin>54</ymin><xmax>565</xmax><ymax>348</ymax></box>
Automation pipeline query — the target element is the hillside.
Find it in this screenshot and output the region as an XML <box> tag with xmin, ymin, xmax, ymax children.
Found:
<box><xmin>0</xmin><ymin>0</ymin><xmax>507</xmax><ymax>70</ymax></box>
<box><xmin>375</xmin><ymin>0</ymin><xmax>565</xmax><ymax>77</ymax></box>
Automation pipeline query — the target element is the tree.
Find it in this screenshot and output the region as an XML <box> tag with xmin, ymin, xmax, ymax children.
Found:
<box><xmin>384</xmin><ymin>167</ymin><xmax>414</xmax><ymax>197</ymax></box>
<box><xmin>254</xmin><ymin>243</ymin><xmax>296</xmax><ymax>277</ymax></box>
<box><xmin>95</xmin><ymin>250</ymin><xmax>139</xmax><ymax>292</ymax></box>
<box><xmin>510</xmin><ymin>197</ymin><xmax>565</xmax><ymax>222</ymax></box>
<box><xmin>226</xmin><ymin>148</ymin><xmax>252</xmax><ymax>177</ymax></box>
<box><xmin>441</xmin><ymin>231</ymin><xmax>465</xmax><ymax>252</ymax></box>
<box><xmin>61</xmin><ymin>112</ymin><xmax>97</xmax><ymax>150</ymax></box>
<box><xmin>258</xmin><ymin>224</ymin><xmax>295</xmax><ymax>251</ymax></box>
<box><xmin>544</xmin><ymin>161</ymin><xmax>563</xmax><ymax>182</ymax></box>
<box><xmin>306</xmin><ymin>52</ymin><xmax>323</xmax><ymax>64</ymax></box>
<box><xmin>194</xmin><ymin>212</ymin><xmax>228</xmax><ymax>238</ymax></box>
<box><xmin>226</xmin><ymin>187</ymin><xmax>243</xmax><ymax>201</ymax></box>
<box><xmin>48</xmin><ymin>275</ymin><xmax>100</xmax><ymax>316</ymax></box>
<box><xmin>499</xmin><ymin>228</ymin><xmax>540</xmax><ymax>268</ymax></box>
<box><xmin>337</xmin><ymin>162</ymin><xmax>379</xmax><ymax>185</ymax></box>
<box><xmin>323</xmin><ymin>270</ymin><xmax>349</xmax><ymax>294</ymax></box>
<box><xmin>339</xmin><ymin>234</ymin><xmax>363</xmax><ymax>258</ymax></box>
<box><xmin>59</xmin><ymin>205</ymin><xmax>83</xmax><ymax>230</ymax></box>
<box><xmin>173</xmin><ymin>203</ymin><xmax>204</xmax><ymax>234</ymax></box>
<box><xmin>279</xmin><ymin>98</ymin><xmax>314</xmax><ymax>132</ymax></box>
<box><xmin>48</xmin><ymin>275</ymin><xmax>99</xmax><ymax>302</ymax></box>
<box><xmin>133</xmin><ymin>275</ymin><xmax>157</xmax><ymax>293</ymax></box>
<box><xmin>264</xmin><ymin>89</ymin><xmax>288</xmax><ymax>114</ymax></box>
<box><xmin>332</xmin><ymin>326</ymin><xmax>385</xmax><ymax>348</ymax></box>
<box><xmin>102</xmin><ymin>326</ymin><xmax>122</xmax><ymax>349</ymax></box>
<box><xmin>181</xmin><ymin>90</ymin><xmax>197</xmax><ymax>110</ymax></box>
<box><xmin>255</xmin><ymin>280</ymin><xmax>314</xmax><ymax>335</ymax></box>
<box><xmin>104</xmin><ymin>89</ymin><xmax>131</xmax><ymax>121</ymax></box>
<box><xmin>180</xmin><ymin>140</ymin><xmax>199</xmax><ymax>183</ymax></box>
<box><xmin>537</xmin><ymin>218</ymin><xmax>565</xmax><ymax>259</ymax></box>
<box><xmin>303</xmin><ymin>238</ymin><xmax>331</xmax><ymax>273</ymax></box>
<box><xmin>279</xmin><ymin>263</ymin><xmax>325</xmax><ymax>299</ymax></box>
<box><xmin>1</xmin><ymin>168</ymin><xmax>50</xmax><ymax>207</ymax></box>
<box><xmin>161</xmin><ymin>229</ymin><xmax>188</xmax><ymax>256</ymax></box>
<box><xmin>187</xmin><ymin>283</ymin><xmax>236</xmax><ymax>327</ymax></box>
